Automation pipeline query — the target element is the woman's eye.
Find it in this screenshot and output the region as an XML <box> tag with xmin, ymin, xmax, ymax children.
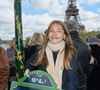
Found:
<box><xmin>49</xmin><ymin>29</ymin><xmax>54</xmax><ymax>32</ymax></box>
<box><xmin>57</xmin><ymin>30</ymin><xmax>62</xmax><ymax>32</ymax></box>
<box><xmin>57</xmin><ymin>30</ymin><xmax>61</xmax><ymax>32</ymax></box>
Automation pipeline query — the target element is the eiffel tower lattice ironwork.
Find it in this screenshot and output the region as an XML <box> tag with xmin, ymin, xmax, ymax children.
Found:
<box><xmin>64</xmin><ymin>0</ymin><xmax>85</xmax><ymax>31</ymax></box>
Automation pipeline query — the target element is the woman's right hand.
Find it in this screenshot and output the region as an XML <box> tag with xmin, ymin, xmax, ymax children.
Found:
<box><xmin>24</xmin><ymin>69</ymin><xmax>30</xmax><ymax>77</ymax></box>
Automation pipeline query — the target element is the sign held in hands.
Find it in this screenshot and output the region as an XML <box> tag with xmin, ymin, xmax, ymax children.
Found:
<box><xmin>10</xmin><ymin>70</ymin><xmax>58</xmax><ymax>90</ymax></box>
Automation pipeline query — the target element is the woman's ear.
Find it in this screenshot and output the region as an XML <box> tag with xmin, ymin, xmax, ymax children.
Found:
<box><xmin>63</xmin><ymin>35</ymin><xmax>65</xmax><ymax>40</ymax></box>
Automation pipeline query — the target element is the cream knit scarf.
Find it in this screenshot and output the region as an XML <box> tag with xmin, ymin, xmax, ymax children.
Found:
<box><xmin>46</xmin><ymin>40</ymin><xmax>65</xmax><ymax>89</ymax></box>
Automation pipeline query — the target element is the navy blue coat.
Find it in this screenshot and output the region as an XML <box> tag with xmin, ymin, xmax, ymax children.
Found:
<box><xmin>25</xmin><ymin>52</ymin><xmax>79</xmax><ymax>90</ymax></box>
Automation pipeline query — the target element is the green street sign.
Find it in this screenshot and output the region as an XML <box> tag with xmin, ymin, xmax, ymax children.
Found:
<box><xmin>10</xmin><ymin>70</ymin><xmax>58</xmax><ymax>90</ymax></box>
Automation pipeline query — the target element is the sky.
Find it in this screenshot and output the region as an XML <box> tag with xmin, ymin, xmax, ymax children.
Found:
<box><xmin>0</xmin><ymin>0</ymin><xmax>100</xmax><ymax>40</ymax></box>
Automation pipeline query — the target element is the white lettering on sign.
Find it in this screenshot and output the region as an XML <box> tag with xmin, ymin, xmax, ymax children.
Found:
<box><xmin>31</xmin><ymin>78</ymin><xmax>47</xmax><ymax>84</ymax></box>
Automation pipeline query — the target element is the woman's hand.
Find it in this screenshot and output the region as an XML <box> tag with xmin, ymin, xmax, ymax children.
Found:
<box><xmin>24</xmin><ymin>69</ymin><xmax>30</xmax><ymax>77</ymax></box>
<box><xmin>89</xmin><ymin>56</ymin><xmax>94</xmax><ymax>64</ymax></box>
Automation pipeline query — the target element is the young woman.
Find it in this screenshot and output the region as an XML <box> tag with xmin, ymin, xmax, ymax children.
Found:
<box><xmin>24</xmin><ymin>32</ymin><xmax>45</xmax><ymax>65</ymax></box>
<box><xmin>25</xmin><ymin>20</ymin><xmax>79</xmax><ymax>90</ymax></box>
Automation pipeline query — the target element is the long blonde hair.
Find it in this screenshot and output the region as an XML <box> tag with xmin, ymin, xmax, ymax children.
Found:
<box><xmin>30</xmin><ymin>32</ymin><xmax>44</xmax><ymax>46</ymax></box>
<box><xmin>32</xmin><ymin>20</ymin><xmax>75</xmax><ymax>69</ymax></box>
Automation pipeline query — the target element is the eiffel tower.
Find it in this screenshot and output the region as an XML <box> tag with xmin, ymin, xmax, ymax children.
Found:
<box><xmin>64</xmin><ymin>0</ymin><xmax>85</xmax><ymax>31</ymax></box>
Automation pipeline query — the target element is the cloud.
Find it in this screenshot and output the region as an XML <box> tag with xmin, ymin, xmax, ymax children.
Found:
<box><xmin>79</xmin><ymin>0</ymin><xmax>100</xmax><ymax>5</ymax></box>
<box><xmin>22</xmin><ymin>13</ymin><xmax>56</xmax><ymax>38</ymax></box>
<box><xmin>87</xmin><ymin>0</ymin><xmax>100</xmax><ymax>5</ymax></box>
<box><xmin>47</xmin><ymin>1</ymin><xmax>66</xmax><ymax>18</ymax></box>
<box><xmin>78</xmin><ymin>3</ymin><xmax>100</xmax><ymax>31</ymax></box>
<box><xmin>0</xmin><ymin>0</ymin><xmax>100</xmax><ymax>40</ymax></box>
<box><xmin>0</xmin><ymin>0</ymin><xmax>15</xmax><ymax>40</ymax></box>
<box><xmin>24</xmin><ymin>0</ymin><xmax>53</xmax><ymax>10</ymax></box>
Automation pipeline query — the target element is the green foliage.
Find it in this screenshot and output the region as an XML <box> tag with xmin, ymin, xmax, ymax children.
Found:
<box><xmin>79</xmin><ymin>31</ymin><xmax>100</xmax><ymax>40</ymax></box>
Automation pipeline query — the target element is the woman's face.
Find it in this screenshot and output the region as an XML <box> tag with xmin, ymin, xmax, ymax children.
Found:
<box><xmin>48</xmin><ymin>23</ymin><xmax>65</xmax><ymax>44</ymax></box>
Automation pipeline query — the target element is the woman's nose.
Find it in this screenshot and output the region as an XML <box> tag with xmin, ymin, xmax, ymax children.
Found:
<box><xmin>52</xmin><ymin>31</ymin><xmax>57</xmax><ymax>35</ymax></box>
